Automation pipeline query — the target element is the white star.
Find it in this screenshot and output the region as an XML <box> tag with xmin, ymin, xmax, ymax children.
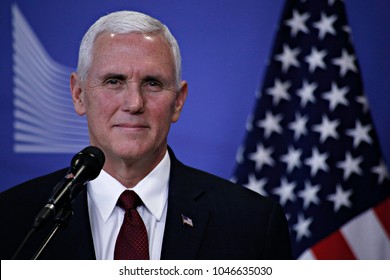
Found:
<box><xmin>346</xmin><ymin>120</ymin><xmax>372</xmax><ymax>148</ymax></box>
<box><xmin>312</xmin><ymin>115</ymin><xmax>340</xmax><ymax>143</ymax></box>
<box><xmin>356</xmin><ymin>95</ymin><xmax>369</xmax><ymax>113</ymax></box>
<box><xmin>332</xmin><ymin>49</ymin><xmax>358</xmax><ymax>77</ymax></box>
<box><xmin>235</xmin><ymin>145</ymin><xmax>245</xmax><ymax>164</ymax></box>
<box><xmin>292</xmin><ymin>213</ymin><xmax>313</xmax><ymax>241</ymax></box>
<box><xmin>343</xmin><ymin>25</ymin><xmax>351</xmax><ymax>34</ymax></box>
<box><xmin>257</xmin><ymin>111</ymin><xmax>283</xmax><ymax>138</ymax></box>
<box><xmin>304</xmin><ymin>147</ymin><xmax>329</xmax><ymax>177</ymax></box>
<box><xmin>285</xmin><ymin>9</ymin><xmax>310</xmax><ymax>37</ymax></box>
<box><xmin>275</xmin><ymin>44</ymin><xmax>301</xmax><ymax>72</ymax></box>
<box><xmin>371</xmin><ymin>160</ymin><xmax>390</xmax><ymax>184</ymax></box>
<box><xmin>266</xmin><ymin>78</ymin><xmax>291</xmax><ymax>105</ymax></box>
<box><xmin>298</xmin><ymin>180</ymin><xmax>321</xmax><ymax>209</ymax></box>
<box><xmin>296</xmin><ymin>80</ymin><xmax>317</xmax><ymax>107</ymax></box>
<box><xmin>272</xmin><ymin>177</ymin><xmax>297</xmax><ymax>206</ymax></box>
<box><xmin>327</xmin><ymin>184</ymin><xmax>353</xmax><ymax>212</ymax></box>
<box><xmin>322</xmin><ymin>82</ymin><xmax>349</xmax><ymax>111</ymax></box>
<box><xmin>313</xmin><ymin>12</ymin><xmax>337</xmax><ymax>40</ymax></box>
<box><xmin>248</xmin><ymin>143</ymin><xmax>275</xmax><ymax>171</ymax></box>
<box><xmin>246</xmin><ymin>114</ymin><xmax>254</xmax><ymax>131</ymax></box>
<box><xmin>336</xmin><ymin>151</ymin><xmax>363</xmax><ymax>180</ymax></box>
<box><xmin>280</xmin><ymin>145</ymin><xmax>302</xmax><ymax>173</ymax></box>
<box><xmin>305</xmin><ymin>47</ymin><xmax>327</xmax><ymax>72</ymax></box>
<box><xmin>288</xmin><ymin>113</ymin><xmax>309</xmax><ymax>140</ymax></box>
<box><xmin>245</xmin><ymin>173</ymin><xmax>268</xmax><ymax>196</ymax></box>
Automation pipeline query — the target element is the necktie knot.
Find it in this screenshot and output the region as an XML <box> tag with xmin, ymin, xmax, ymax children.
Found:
<box><xmin>117</xmin><ymin>190</ymin><xmax>142</xmax><ymax>211</ymax></box>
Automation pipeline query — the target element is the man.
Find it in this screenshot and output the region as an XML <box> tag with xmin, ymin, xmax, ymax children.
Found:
<box><xmin>0</xmin><ymin>11</ymin><xmax>292</xmax><ymax>260</ymax></box>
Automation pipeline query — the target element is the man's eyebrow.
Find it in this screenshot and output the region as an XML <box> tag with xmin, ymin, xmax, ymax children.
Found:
<box><xmin>143</xmin><ymin>75</ymin><xmax>163</xmax><ymax>81</ymax></box>
<box><xmin>100</xmin><ymin>73</ymin><xmax>127</xmax><ymax>80</ymax></box>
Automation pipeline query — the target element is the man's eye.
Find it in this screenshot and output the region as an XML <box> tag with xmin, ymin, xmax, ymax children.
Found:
<box><xmin>103</xmin><ymin>78</ymin><xmax>125</xmax><ymax>90</ymax></box>
<box><xmin>146</xmin><ymin>81</ymin><xmax>161</xmax><ymax>87</ymax></box>
<box><xmin>105</xmin><ymin>79</ymin><xmax>119</xmax><ymax>85</ymax></box>
<box><xmin>143</xmin><ymin>80</ymin><xmax>163</xmax><ymax>91</ymax></box>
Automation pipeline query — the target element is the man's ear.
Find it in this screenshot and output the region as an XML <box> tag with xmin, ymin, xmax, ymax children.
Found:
<box><xmin>70</xmin><ymin>72</ymin><xmax>86</xmax><ymax>116</ymax></box>
<box><xmin>171</xmin><ymin>81</ymin><xmax>188</xmax><ymax>123</ymax></box>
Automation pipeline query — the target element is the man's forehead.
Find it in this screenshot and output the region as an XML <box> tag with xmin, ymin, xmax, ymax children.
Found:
<box><xmin>94</xmin><ymin>31</ymin><xmax>165</xmax><ymax>44</ymax></box>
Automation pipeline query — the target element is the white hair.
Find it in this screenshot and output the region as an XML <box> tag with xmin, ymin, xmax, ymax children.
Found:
<box><xmin>77</xmin><ymin>11</ymin><xmax>182</xmax><ymax>87</ymax></box>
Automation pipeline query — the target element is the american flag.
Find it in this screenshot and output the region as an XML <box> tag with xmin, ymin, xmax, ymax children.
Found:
<box><xmin>233</xmin><ymin>0</ymin><xmax>390</xmax><ymax>259</ymax></box>
<box><xmin>181</xmin><ymin>214</ymin><xmax>194</xmax><ymax>227</ymax></box>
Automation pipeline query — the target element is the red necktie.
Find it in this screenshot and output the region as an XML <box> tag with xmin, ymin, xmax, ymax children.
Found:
<box><xmin>114</xmin><ymin>190</ymin><xmax>149</xmax><ymax>260</ymax></box>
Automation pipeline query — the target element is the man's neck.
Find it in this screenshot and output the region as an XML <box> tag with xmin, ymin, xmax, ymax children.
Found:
<box><xmin>102</xmin><ymin>148</ymin><xmax>167</xmax><ymax>188</ymax></box>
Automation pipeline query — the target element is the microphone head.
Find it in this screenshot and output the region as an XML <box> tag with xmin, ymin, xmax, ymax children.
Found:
<box><xmin>71</xmin><ymin>146</ymin><xmax>105</xmax><ymax>181</ymax></box>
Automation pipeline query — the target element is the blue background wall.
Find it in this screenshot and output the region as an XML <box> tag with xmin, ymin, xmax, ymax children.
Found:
<box><xmin>1</xmin><ymin>0</ymin><xmax>389</xmax><ymax>190</ymax></box>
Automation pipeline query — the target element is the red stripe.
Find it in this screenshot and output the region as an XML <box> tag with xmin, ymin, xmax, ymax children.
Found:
<box><xmin>373</xmin><ymin>197</ymin><xmax>390</xmax><ymax>239</ymax></box>
<box><xmin>311</xmin><ymin>230</ymin><xmax>356</xmax><ymax>259</ymax></box>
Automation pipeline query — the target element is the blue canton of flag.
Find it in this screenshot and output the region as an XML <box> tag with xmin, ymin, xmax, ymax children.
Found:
<box><xmin>233</xmin><ymin>0</ymin><xmax>390</xmax><ymax>259</ymax></box>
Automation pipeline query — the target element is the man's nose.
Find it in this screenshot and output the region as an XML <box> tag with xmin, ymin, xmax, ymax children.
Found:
<box><xmin>121</xmin><ymin>85</ymin><xmax>145</xmax><ymax>114</ymax></box>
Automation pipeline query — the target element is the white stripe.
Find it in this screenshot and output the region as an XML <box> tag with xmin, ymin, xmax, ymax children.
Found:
<box><xmin>297</xmin><ymin>249</ymin><xmax>316</xmax><ymax>260</ymax></box>
<box><xmin>341</xmin><ymin>209</ymin><xmax>390</xmax><ymax>259</ymax></box>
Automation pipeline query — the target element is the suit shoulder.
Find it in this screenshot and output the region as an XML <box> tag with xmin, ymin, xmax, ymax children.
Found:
<box><xmin>0</xmin><ymin>168</ymin><xmax>68</xmax><ymax>201</ymax></box>
<box><xmin>172</xmin><ymin>159</ymin><xmax>277</xmax><ymax>208</ymax></box>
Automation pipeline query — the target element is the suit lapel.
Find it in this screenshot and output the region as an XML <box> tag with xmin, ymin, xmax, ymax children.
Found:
<box><xmin>160</xmin><ymin>149</ymin><xmax>210</xmax><ymax>260</ymax></box>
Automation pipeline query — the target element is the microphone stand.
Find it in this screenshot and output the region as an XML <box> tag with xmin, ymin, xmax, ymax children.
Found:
<box><xmin>11</xmin><ymin>204</ymin><xmax>74</xmax><ymax>260</ymax></box>
<box><xmin>31</xmin><ymin>205</ymin><xmax>74</xmax><ymax>260</ymax></box>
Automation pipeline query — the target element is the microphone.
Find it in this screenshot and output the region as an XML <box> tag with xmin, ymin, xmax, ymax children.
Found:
<box><xmin>33</xmin><ymin>146</ymin><xmax>105</xmax><ymax>229</ymax></box>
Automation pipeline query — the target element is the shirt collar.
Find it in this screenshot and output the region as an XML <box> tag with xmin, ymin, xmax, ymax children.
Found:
<box><xmin>87</xmin><ymin>150</ymin><xmax>170</xmax><ymax>222</ymax></box>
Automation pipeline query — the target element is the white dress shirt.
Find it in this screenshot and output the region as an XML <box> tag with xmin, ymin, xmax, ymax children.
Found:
<box><xmin>87</xmin><ymin>151</ymin><xmax>170</xmax><ymax>260</ymax></box>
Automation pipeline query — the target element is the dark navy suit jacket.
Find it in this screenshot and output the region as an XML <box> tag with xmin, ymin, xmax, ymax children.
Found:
<box><xmin>0</xmin><ymin>149</ymin><xmax>292</xmax><ymax>259</ymax></box>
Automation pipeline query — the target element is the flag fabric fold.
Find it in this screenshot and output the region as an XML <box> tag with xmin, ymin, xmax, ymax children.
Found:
<box><xmin>233</xmin><ymin>0</ymin><xmax>390</xmax><ymax>259</ymax></box>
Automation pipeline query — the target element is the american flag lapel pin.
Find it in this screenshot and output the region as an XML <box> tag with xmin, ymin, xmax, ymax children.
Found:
<box><xmin>181</xmin><ymin>214</ymin><xmax>194</xmax><ymax>227</ymax></box>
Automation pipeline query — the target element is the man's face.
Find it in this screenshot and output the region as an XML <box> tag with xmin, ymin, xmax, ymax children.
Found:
<box><xmin>71</xmin><ymin>32</ymin><xmax>187</xmax><ymax>166</ymax></box>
